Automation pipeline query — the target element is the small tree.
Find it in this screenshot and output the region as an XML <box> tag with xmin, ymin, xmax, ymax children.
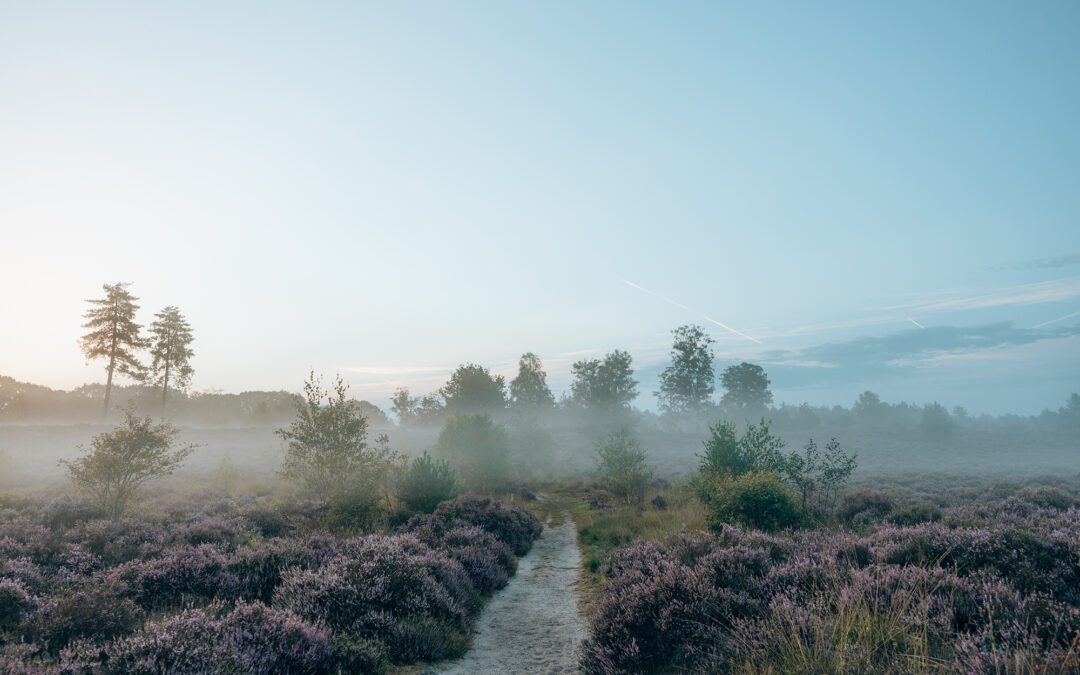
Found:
<box><xmin>391</xmin><ymin>387</ymin><xmax>418</xmax><ymax>426</ymax></box>
<box><xmin>396</xmin><ymin>452</ymin><xmax>459</xmax><ymax>513</ymax></box>
<box><xmin>509</xmin><ymin>352</ymin><xmax>556</xmax><ymax>414</ymax></box>
<box><xmin>80</xmin><ymin>282</ymin><xmax>147</xmax><ymax>420</ymax></box>
<box><xmin>719</xmin><ymin>362</ymin><xmax>773</xmax><ymax>416</ymax></box>
<box><xmin>699</xmin><ymin>419</ymin><xmax>785</xmax><ymax>483</ymax></box>
<box><xmin>436</xmin><ymin>414</ymin><xmax>510</xmax><ymax>493</ymax></box>
<box><xmin>781</xmin><ymin>438</ymin><xmax>857</xmax><ymax>515</ymax></box>
<box><xmin>596</xmin><ymin>429</ymin><xmax>652</xmax><ymax>507</ymax></box>
<box><xmin>147</xmin><ymin>306</ymin><xmax>195</xmax><ymax>418</ymax></box>
<box><xmin>657</xmin><ymin>325</ymin><xmax>716</xmax><ymax>417</ymax></box>
<box><xmin>440</xmin><ymin>364</ymin><xmax>507</xmax><ymax>416</ymax></box>
<box><xmin>61</xmin><ymin>409</ymin><xmax>195</xmax><ymax>518</ymax></box>
<box><xmin>277</xmin><ymin>373</ymin><xmax>392</xmax><ymax>499</ymax></box>
<box><xmin>570</xmin><ymin>350</ymin><xmax>639</xmax><ymax>413</ymax></box>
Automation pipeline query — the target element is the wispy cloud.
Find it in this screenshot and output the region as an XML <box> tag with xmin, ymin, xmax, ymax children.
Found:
<box><xmin>878</xmin><ymin>278</ymin><xmax>1080</xmax><ymax>314</ymax></box>
<box><xmin>990</xmin><ymin>253</ymin><xmax>1080</xmax><ymax>271</ymax></box>
<box><xmin>906</xmin><ymin>317</ymin><xmax>926</xmax><ymax>329</ymax></box>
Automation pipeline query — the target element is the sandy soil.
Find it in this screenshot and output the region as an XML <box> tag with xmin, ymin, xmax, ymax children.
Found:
<box><xmin>429</xmin><ymin>513</ymin><xmax>586</xmax><ymax>674</ymax></box>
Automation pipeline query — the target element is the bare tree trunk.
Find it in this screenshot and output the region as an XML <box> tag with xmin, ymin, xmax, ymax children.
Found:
<box><xmin>161</xmin><ymin>359</ymin><xmax>170</xmax><ymax>419</ymax></box>
<box><xmin>102</xmin><ymin>360</ymin><xmax>115</xmax><ymax>421</ymax></box>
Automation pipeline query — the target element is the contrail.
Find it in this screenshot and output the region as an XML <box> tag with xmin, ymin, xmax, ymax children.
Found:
<box><xmin>906</xmin><ymin>317</ymin><xmax>926</xmax><ymax>329</ymax></box>
<box><xmin>620</xmin><ymin>277</ymin><xmax>763</xmax><ymax>345</ymax></box>
<box><xmin>620</xmin><ymin>278</ymin><xmax>689</xmax><ymax>310</ymax></box>
<box><xmin>1033</xmin><ymin>308</ymin><xmax>1080</xmax><ymax>329</ymax></box>
<box><xmin>702</xmin><ymin>316</ymin><xmax>764</xmax><ymax>345</ymax></box>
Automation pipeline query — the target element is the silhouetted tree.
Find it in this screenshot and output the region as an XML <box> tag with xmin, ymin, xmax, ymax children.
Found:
<box><xmin>509</xmin><ymin>352</ymin><xmax>555</xmax><ymax>414</ymax></box>
<box><xmin>853</xmin><ymin>391</ymin><xmax>885</xmax><ymax>423</ymax></box>
<box><xmin>920</xmin><ymin>402</ymin><xmax>952</xmax><ymax>439</ymax></box>
<box><xmin>720</xmin><ymin>362</ymin><xmax>773</xmax><ymax>415</ymax></box>
<box><xmin>570</xmin><ymin>350</ymin><xmax>638</xmax><ymax>413</ymax></box>
<box><xmin>147</xmin><ymin>306</ymin><xmax>194</xmax><ymax>418</ymax></box>
<box><xmin>440</xmin><ymin>364</ymin><xmax>507</xmax><ymax>416</ymax></box>
<box><xmin>80</xmin><ymin>282</ymin><xmax>146</xmax><ymax>420</ymax></box>
<box><xmin>391</xmin><ymin>387</ymin><xmax>418</xmax><ymax>426</ymax></box>
<box><xmin>657</xmin><ymin>325</ymin><xmax>715</xmax><ymax>416</ymax></box>
<box><xmin>61</xmin><ymin>408</ymin><xmax>195</xmax><ymax>518</ymax></box>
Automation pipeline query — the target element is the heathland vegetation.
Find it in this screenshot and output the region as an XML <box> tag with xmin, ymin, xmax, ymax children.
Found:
<box><xmin>1</xmin><ymin>288</ymin><xmax>1078</xmax><ymax>672</ymax></box>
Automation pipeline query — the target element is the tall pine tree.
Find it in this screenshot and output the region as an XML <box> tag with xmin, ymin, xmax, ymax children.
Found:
<box><xmin>80</xmin><ymin>282</ymin><xmax>146</xmax><ymax>420</ymax></box>
<box><xmin>148</xmin><ymin>305</ymin><xmax>195</xmax><ymax>417</ymax></box>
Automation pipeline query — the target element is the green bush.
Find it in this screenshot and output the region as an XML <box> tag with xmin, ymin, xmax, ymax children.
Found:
<box><xmin>704</xmin><ymin>470</ymin><xmax>804</xmax><ymax>532</ymax></box>
<box><xmin>436</xmin><ymin>414</ymin><xmax>510</xmax><ymax>493</ymax></box>
<box><xmin>397</xmin><ymin>453</ymin><xmax>459</xmax><ymax>514</ymax></box>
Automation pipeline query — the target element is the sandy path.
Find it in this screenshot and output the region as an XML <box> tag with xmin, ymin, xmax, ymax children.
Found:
<box><xmin>430</xmin><ymin>514</ymin><xmax>586</xmax><ymax>674</ymax></box>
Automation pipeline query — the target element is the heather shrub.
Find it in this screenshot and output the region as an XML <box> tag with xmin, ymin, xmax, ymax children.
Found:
<box><xmin>887</xmin><ymin>501</ymin><xmax>942</xmax><ymax>526</ymax></box>
<box><xmin>273</xmin><ymin>534</ymin><xmax>474</xmax><ymax>662</ymax></box>
<box><xmin>242</xmin><ymin>507</ymin><xmax>293</xmax><ymax>538</ymax></box>
<box><xmin>109</xmin><ymin>544</ymin><xmax>239</xmax><ymax>609</ymax></box>
<box><xmin>406</xmin><ymin>496</ymin><xmax>542</xmax><ymax>556</ymax></box>
<box><xmin>0</xmin><ymin>579</ymin><xmax>34</xmax><ymax>632</ymax></box>
<box><xmin>874</xmin><ymin>523</ymin><xmax>1080</xmax><ymax>603</ymax></box>
<box><xmin>41</xmin><ymin>497</ymin><xmax>105</xmax><ymax>531</ymax></box>
<box><xmin>438</xmin><ymin>526</ymin><xmax>516</xmax><ymax>594</ymax></box>
<box><xmin>332</xmin><ymin>634</ymin><xmax>389</xmax><ymax>674</ymax></box>
<box><xmin>64</xmin><ymin>519</ymin><xmax>168</xmax><ymax>567</ymax></box>
<box><xmin>61</xmin><ymin>601</ymin><xmax>333</xmax><ymax>675</ymax></box>
<box><xmin>839</xmin><ymin>489</ymin><xmax>893</xmax><ymax>525</ymax></box>
<box><xmin>25</xmin><ymin>579</ymin><xmax>143</xmax><ymax>653</ymax></box>
<box><xmin>1017</xmin><ymin>485</ymin><xmax>1077</xmax><ymax>510</ymax></box>
<box><xmin>704</xmin><ymin>471</ymin><xmax>804</xmax><ymax>533</ymax></box>
<box><xmin>227</xmin><ymin>534</ymin><xmax>341</xmax><ymax>603</ymax></box>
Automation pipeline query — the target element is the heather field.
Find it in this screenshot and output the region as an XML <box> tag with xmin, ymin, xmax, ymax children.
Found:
<box><xmin>0</xmin><ymin>492</ymin><xmax>542</xmax><ymax>673</ymax></box>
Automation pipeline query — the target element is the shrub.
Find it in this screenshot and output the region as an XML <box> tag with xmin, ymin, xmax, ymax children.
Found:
<box><xmin>405</xmin><ymin>496</ymin><xmax>542</xmax><ymax>556</ymax></box>
<box><xmin>435</xmin><ymin>414</ymin><xmax>510</xmax><ymax>493</ymax></box>
<box><xmin>704</xmin><ymin>471</ymin><xmax>804</xmax><ymax>533</ymax></box>
<box><xmin>109</xmin><ymin>544</ymin><xmax>239</xmax><ymax>609</ymax></box>
<box><xmin>887</xmin><ymin>501</ymin><xmax>942</xmax><ymax>526</ymax></box>
<box><xmin>25</xmin><ymin>579</ymin><xmax>143</xmax><ymax>653</ymax></box>
<box><xmin>0</xmin><ymin>578</ymin><xmax>35</xmax><ymax>632</ymax></box>
<box><xmin>242</xmin><ymin>507</ymin><xmax>293</xmax><ymax>538</ymax></box>
<box><xmin>396</xmin><ymin>453</ymin><xmax>459</xmax><ymax>514</ymax></box>
<box><xmin>61</xmin><ymin>602</ymin><xmax>333</xmax><ymax>675</ymax></box>
<box><xmin>839</xmin><ymin>489</ymin><xmax>893</xmax><ymax>525</ymax></box>
<box><xmin>273</xmin><ymin>534</ymin><xmax>474</xmax><ymax>662</ymax></box>
<box><xmin>595</xmin><ymin>430</ymin><xmax>652</xmax><ymax>507</ymax></box>
<box><xmin>60</xmin><ymin>410</ymin><xmax>195</xmax><ymax>519</ymax></box>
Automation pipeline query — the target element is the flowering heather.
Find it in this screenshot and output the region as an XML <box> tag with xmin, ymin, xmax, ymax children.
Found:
<box><xmin>405</xmin><ymin>496</ymin><xmax>543</xmax><ymax>556</ymax></box>
<box><xmin>582</xmin><ymin>488</ymin><xmax>1080</xmax><ymax>674</ymax></box>
<box><xmin>60</xmin><ymin>601</ymin><xmax>334</xmax><ymax>675</ymax></box>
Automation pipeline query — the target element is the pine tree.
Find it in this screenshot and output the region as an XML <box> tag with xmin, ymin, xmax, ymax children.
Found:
<box><xmin>148</xmin><ymin>306</ymin><xmax>195</xmax><ymax>417</ymax></box>
<box><xmin>80</xmin><ymin>282</ymin><xmax>146</xmax><ymax>420</ymax></box>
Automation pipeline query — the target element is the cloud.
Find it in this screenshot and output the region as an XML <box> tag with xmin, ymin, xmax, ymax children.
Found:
<box><xmin>759</xmin><ymin>321</ymin><xmax>1080</xmax><ymax>376</ymax></box>
<box><xmin>864</xmin><ymin>278</ymin><xmax>1080</xmax><ymax>318</ymax></box>
<box><xmin>990</xmin><ymin>253</ymin><xmax>1080</xmax><ymax>271</ymax></box>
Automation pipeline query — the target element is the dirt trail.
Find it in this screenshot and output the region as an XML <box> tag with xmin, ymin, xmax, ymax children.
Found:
<box><xmin>430</xmin><ymin>513</ymin><xmax>586</xmax><ymax>674</ymax></box>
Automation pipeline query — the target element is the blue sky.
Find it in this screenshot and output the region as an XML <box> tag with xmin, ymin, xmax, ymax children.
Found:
<box><xmin>1</xmin><ymin>1</ymin><xmax>1078</xmax><ymax>414</ymax></box>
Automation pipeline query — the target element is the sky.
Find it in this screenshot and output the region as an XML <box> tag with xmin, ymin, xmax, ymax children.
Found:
<box><xmin>1</xmin><ymin>1</ymin><xmax>1078</xmax><ymax>415</ymax></box>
